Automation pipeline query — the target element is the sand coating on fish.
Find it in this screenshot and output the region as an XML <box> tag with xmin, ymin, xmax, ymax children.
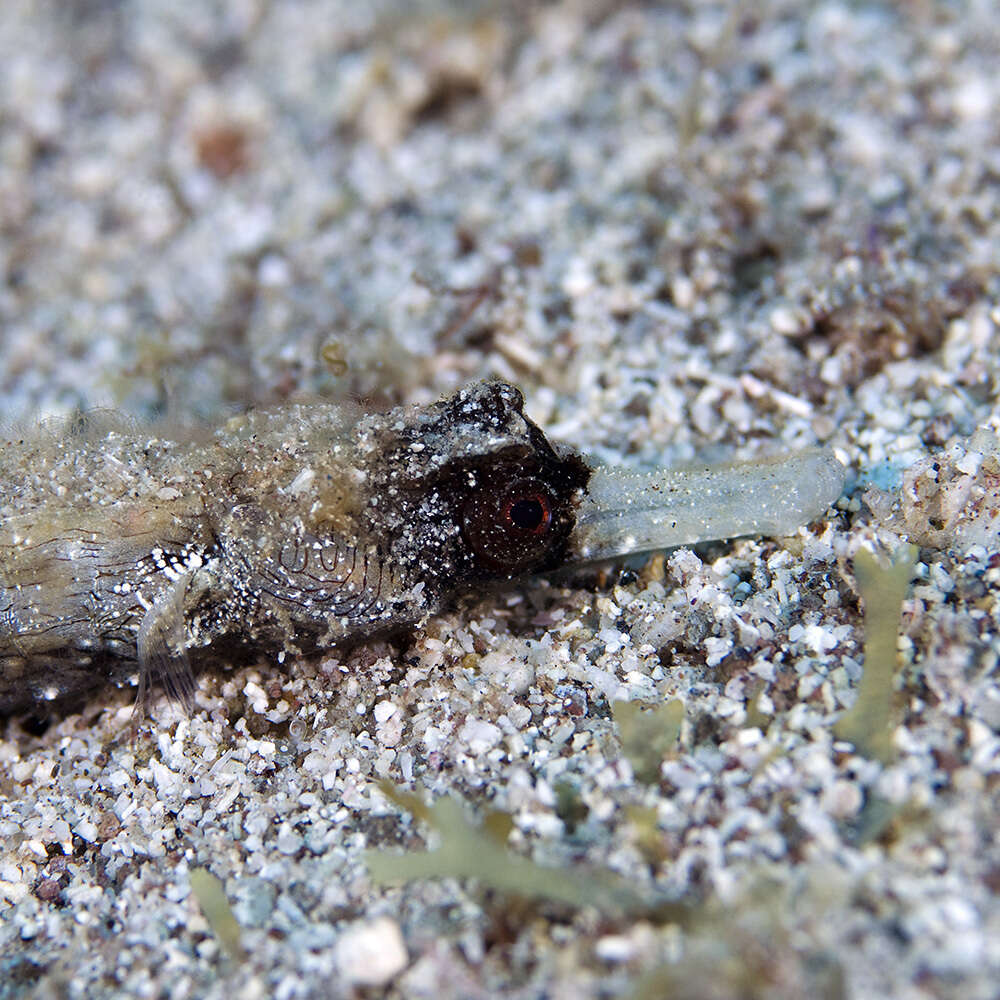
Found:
<box><xmin>0</xmin><ymin>381</ymin><xmax>845</xmax><ymax>713</ymax></box>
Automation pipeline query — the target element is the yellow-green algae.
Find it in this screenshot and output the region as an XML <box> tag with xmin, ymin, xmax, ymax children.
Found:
<box><xmin>612</xmin><ymin>698</ymin><xmax>684</xmax><ymax>784</ymax></box>
<box><xmin>366</xmin><ymin>779</ymin><xmax>691</xmax><ymax>921</ymax></box>
<box><xmin>834</xmin><ymin>545</ymin><xmax>917</xmax><ymax>763</ymax></box>
<box><xmin>188</xmin><ymin>867</ymin><xmax>245</xmax><ymax>961</ymax></box>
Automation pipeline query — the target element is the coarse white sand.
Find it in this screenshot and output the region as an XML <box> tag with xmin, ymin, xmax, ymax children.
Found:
<box><xmin>2</xmin><ymin>3</ymin><xmax>999</xmax><ymax>997</ymax></box>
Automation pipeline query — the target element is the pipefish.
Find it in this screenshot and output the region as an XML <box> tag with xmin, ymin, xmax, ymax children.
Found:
<box><xmin>0</xmin><ymin>380</ymin><xmax>845</xmax><ymax>715</ymax></box>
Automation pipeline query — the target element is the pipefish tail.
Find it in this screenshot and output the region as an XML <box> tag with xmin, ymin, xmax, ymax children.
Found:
<box><xmin>0</xmin><ymin>381</ymin><xmax>846</xmax><ymax>715</ymax></box>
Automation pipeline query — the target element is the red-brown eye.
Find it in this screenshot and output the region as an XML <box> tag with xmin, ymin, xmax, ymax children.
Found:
<box><xmin>503</xmin><ymin>492</ymin><xmax>551</xmax><ymax>534</ymax></box>
<box><xmin>461</xmin><ymin>477</ymin><xmax>558</xmax><ymax>575</ymax></box>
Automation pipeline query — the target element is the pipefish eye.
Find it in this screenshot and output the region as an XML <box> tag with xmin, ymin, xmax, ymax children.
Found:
<box><xmin>504</xmin><ymin>490</ymin><xmax>551</xmax><ymax>534</ymax></box>
<box><xmin>461</xmin><ymin>476</ymin><xmax>558</xmax><ymax>574</ymax></box>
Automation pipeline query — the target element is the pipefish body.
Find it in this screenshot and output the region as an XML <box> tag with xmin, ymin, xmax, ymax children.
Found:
<box><xmin>0</xmin><ymin>381</ymin><xmax>846</xmax><ymax>715</ymax></box>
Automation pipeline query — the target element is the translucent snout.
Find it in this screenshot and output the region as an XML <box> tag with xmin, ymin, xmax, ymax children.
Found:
<box><xmin>571</xmin><ymin>448</ymin><xmax>846</xmax><ymax>562</ymax></box>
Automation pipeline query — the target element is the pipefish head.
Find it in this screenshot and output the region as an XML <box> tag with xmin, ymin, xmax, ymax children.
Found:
<box><xmin>357</xmin><ymin>380</ymin><xmax>846</xmax><ymax>602</ymax></box>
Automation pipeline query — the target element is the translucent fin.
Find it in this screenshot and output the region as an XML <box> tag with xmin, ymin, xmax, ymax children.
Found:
<box><xmin>134</xmin><ymin>574</ymin><xmax>196</xmax><ymax>716</ymax></box>
<box><xmin>571</xmin><ymin>448</ymin><xmax>846</xmax><ymax>562</ymax></box>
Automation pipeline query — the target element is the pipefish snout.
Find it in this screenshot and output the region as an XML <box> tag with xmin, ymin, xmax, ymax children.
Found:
<box><xmin>0</xmin><ymin>380</ymin><xmax>846</xmax><ymax>714</ymax></box>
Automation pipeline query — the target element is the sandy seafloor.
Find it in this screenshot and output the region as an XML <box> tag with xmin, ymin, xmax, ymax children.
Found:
<box><xmin>2</xmin><ymin>1</ymin><xmax>1000</xmax><ymax>997</ymax></box>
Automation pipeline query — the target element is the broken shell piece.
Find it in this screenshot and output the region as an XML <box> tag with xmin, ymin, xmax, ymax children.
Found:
<box><xmin>864</xmin><ymin>427</ymin><xmax>1000</xmax><ymax>551</ymax></box>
